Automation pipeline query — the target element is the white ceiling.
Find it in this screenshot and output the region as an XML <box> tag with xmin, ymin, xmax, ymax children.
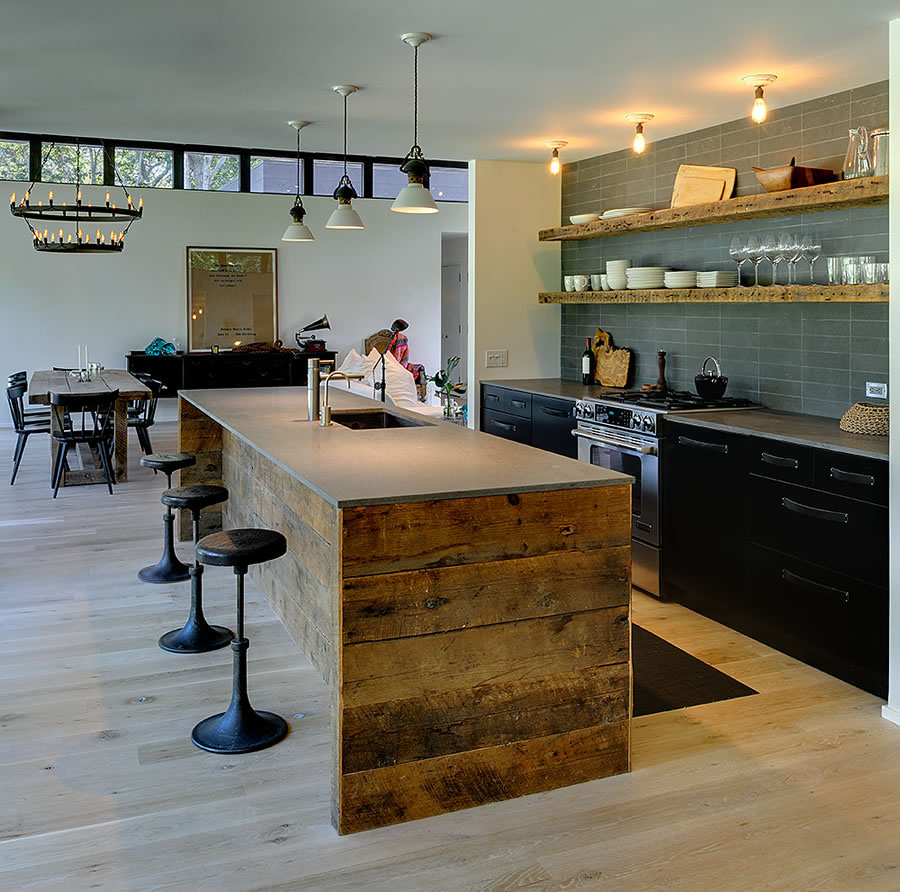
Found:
<box><xmin>3</xmin><ymin>0</ymin><xmax>899</xmax><ymax>163</ymax></box>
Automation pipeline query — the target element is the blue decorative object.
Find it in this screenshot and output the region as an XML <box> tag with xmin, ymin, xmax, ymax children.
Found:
<box><xmin>145</xmin><ymin>337</ymin><xmax>176</xmax><ymax>356</ymax></box>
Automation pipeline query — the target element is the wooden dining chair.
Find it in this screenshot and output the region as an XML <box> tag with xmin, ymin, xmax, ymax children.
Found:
<box><xmin>49</xmin><ymin>389</ymin><xmax>119</xmax><ymax>498</ymax></box>
<box><xmin>7</xmin><ymin>383</ymin><xmax>50</xmax><ymax>485</ymax></box>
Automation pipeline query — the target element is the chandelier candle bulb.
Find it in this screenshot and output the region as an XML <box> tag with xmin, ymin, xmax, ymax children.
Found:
<box><xmin>48</xmin><ymin>190</ymin><xmax>53</xmax><ymax>205</ymax></box>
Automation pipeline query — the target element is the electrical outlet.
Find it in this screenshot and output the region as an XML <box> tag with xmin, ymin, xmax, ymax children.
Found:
<box><xmin>485</xmin><ymin>349</ymin><xmax>508</xmax><ymax>368</ymax></box>
<box><xmin>866</xmin><ymin>381</ymin><xmax>887</xmax><ymax>399</ymax></box>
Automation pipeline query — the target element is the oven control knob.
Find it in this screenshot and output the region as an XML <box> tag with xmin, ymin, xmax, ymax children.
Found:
<box><xmin>631</xmin><ymin>413</ymin><xmax>643</xmax><ymax>430</ymax></box>
<box><xmin>574</xmin><ymin>403</ymin><xmax>583</xmax><ymax>419</ymax></box>
<box><xmin>643</xmin><ymin>415</ymin><xmax>655</xmax><ymax>433</ymax></box>
<box><xmin>584</xmin><ymin>404</ymin><xmax>594</xmax><ymax>419</ymax></box>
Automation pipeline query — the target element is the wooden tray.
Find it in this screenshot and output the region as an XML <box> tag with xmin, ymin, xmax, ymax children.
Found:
<box><xmin>671</xmin><ymin>164</ymin><xmax>736</xmax><ymax>208</ymax></box>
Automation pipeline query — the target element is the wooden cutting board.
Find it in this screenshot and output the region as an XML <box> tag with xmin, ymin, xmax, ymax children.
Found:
<box><xmin>592</xmin><ymin>328</ymin><xmax>630</xmax><ymax>387</ymax></box>
<box><xmin>670</xmin><ymin>164</ymin><xmax>736</xmax><ymax>208</ymax></box>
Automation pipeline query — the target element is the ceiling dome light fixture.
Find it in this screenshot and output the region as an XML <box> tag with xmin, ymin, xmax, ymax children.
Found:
<box><xmin>326</xmin><ymin>85</ymin><xmax>365</xmax><ymax>230</ymax></box>
<box><xmin>10</xmin><ymin>139</ymin><xmax>143</xmax><ymax>253</ymax></box>
<box><xmin>391</xmin><ymin>32</ymin><xmax>439</xmax><ymax>214</ymax></box>
<box><xmin>282</xmin><ymin>120</ymin><xmax>314</xmax><ymax>242</ymax></box>
<box><xmin>625</xmin><ymin>114</ymin><xmax>655</xmax><ymax>154</ymax></box>
<box><xmin>544</xmin><ymin>140</ymin><xmax>568</xmax><ymax>175</ymax></box>
<box><xmin>741</xmin><ymin>74</ymin><xmax>777</xmax><ymax>123</ymax></box>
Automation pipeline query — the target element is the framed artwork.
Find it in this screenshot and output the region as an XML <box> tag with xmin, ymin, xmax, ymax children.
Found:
<box><xmin>186</xmin><ymin>247</ymin><xmax>278</xmax><ymax>352</ymax></box>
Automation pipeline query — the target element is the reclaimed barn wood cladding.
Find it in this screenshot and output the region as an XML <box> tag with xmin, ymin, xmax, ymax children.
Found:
<box><xmin>337</xmin><ymin>485</ymin><xmax>632</xmax><ymax>834</ymax></box>
<box><xmin>176</xmin><ymin>397</ymin><xmax>223</xmax><ymax>540</ymax></box>
<box><xmin>179</xmin><ymin>398</ymin><xmax>633</xmax><ymax>834</ymax></box>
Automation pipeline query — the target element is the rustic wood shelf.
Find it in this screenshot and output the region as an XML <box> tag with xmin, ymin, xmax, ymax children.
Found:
<box><xmin>538</xmin><ymin>284</ymin><xmax>889</xmax><ymax>304</ymax></box>
<box><xmin>538</xmin><ymin>175</ymin><xmax>889</xmax><ymax>242</ymax></box>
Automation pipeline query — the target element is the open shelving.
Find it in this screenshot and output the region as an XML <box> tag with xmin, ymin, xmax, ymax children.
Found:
<box><xmin>538</xmin><ymin>284</ymin><xmax>888</xmax><ymax>305</ymax></box>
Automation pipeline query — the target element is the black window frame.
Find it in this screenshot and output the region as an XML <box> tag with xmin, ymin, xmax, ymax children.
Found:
<box><xmin>0</xmin><ymin>130</ymin><xmax>468</xmax><ymax>201</ymax></box>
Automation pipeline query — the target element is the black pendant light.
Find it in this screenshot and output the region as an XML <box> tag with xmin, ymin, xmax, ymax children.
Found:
<box><xmin>282</xmin><ymin>120</ymin><xmax>313</xmax><ymax>242</ymax></box>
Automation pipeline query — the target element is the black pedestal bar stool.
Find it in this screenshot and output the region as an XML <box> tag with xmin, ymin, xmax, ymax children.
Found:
<box><xmin>138</xmin><ymin>453</ymin><xmax>196</xmax><ymax>583</ymax></box>
<box><xmin>191</xmin><ymin>528</ymin><xmax>288</xmax><ymax>754</ymax></box>
<box><xmin>158</xmin><ymin>485</ymin><xmax>233</xmax><ymax>654</ymax></box>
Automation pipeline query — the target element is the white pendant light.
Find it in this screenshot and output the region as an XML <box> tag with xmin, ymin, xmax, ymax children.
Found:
<box><xmin>326</xmin><ymin>85</ymin><xmax>365</xmax><ymax>230</ymax></box>
<box><xmin>282</xmin><ymin>120</ymin><xmax>314</xmax><ymax>242</ymax></box>
<box><xmin>544</xmin><ymin>139</ymin><xmax>568</xmax><ymax>175</ymax></box>
<box><xmin>391</xmin><ymin>32</ymin><xmax>439</xmax><ymax>214</ymax></box>
<box><xmin>741</xmin><ymin>74</ymin><xmax>777</xmax><ymax>123</ymax></box>
<box><xmin>625</xmin><ymin>114</ymin><xmax>655</xmax><ymax>154</ymax></box>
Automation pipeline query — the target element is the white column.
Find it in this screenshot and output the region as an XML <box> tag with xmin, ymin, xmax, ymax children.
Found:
<box><xmin>467</xmin><ymin>160</ymin><xmax>561</xmax><ymax>425</ymax></box>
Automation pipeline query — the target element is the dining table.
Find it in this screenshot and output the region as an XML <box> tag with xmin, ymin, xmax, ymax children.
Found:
<box><xmin>28</xmin><ymin>369</ymin><xmax>151</xmax><ymax>486</ymax></box>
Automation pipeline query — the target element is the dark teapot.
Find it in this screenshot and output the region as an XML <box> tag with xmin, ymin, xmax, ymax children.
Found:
<box><xmin>694</xmin><ymin>355</ymin><xmax>728</xmax><ymax>399</ymax></box>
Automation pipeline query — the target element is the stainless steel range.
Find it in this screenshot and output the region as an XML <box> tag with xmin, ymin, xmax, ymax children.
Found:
<box><xmin>573</xmin><ymin>389</ymin><xmax>757</xmax><ymax>598</ymax></box>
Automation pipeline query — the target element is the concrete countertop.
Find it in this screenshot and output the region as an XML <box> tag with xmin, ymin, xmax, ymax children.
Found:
<box><xmin>482</xmin><ymin>378</ymin><xmax>624</xmax><ymax>401</ymax></box>
<box><xmin>667</xmin><ymin>409</ymin><xmax>888</xmax><ymax>459</ymax></box>
<box><xmin>180</xmin><ymin>387</ymin><xmax>633</xmax><ymax>508</ymax></box>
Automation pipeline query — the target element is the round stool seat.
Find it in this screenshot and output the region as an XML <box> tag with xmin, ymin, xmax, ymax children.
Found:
<box><xmin>197</xmin><ymin>529</ymin><xmax>287</xmax><ymax>569</ymax></box>
<box><xmin>162</xmin><ymin>484</ymin><xmax>229</xmax><ymax>511</ymax></box>
<box><xmin>141</xmin><ymin>452</ymin><xmax>196</xmax><ymax>473</ymax></box>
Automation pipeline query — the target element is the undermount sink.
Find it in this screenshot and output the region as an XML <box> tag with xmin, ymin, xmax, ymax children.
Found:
<box><xmin>330</xmin><ymin>409</ymin><xmax>433</xmax><ymax>430</ymax></box>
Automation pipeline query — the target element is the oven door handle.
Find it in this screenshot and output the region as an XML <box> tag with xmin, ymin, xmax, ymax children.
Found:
<box><xmin>572</xmin><ymin>429</ymin><xmax>657</xmax><ymax>455</ymax></box>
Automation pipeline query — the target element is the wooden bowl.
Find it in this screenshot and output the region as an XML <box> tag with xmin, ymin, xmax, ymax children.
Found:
<box><xmin>753</xmin><ymin>163</ymin><xmax>838</xmax><ymax>192</ymax></box>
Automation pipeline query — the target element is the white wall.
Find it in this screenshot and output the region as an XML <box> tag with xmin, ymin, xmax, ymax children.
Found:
<box><xmin>884</xmin><ymin>19</ymin><xmax>900</xmax><ymax>726</ymax></box>
<box><xmin>467</xmin><ymin>160</ymin><xmax>560</xmax><ymax>422</ymax></box>
<box><xmin>0</xmin><ymin>182</ymin><xmax>466</xmax><ymax>419</ymax></box>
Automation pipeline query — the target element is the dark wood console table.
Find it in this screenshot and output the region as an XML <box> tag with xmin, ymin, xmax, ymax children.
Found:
<box><xmin>126</xmin><ymin>350</ymin><xmax>337</xmax><ymax>396</ymax></box>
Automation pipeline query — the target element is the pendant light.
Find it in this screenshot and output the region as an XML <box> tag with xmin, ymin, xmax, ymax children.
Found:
<box><xmin>391</xmin><ymin>32</ymin><xmax>439</xmax><ymax>214</ymax></box>
<box><xmin>326</xmin><ymin>85</ymin><xmax>364</xmax><ymax>230</ymax></box>
<box><xmin>625</xmin><ymin>114</ymin><xmax>654</xmax><ymax>154</ymax></box>
<box><xmin>741</xmin><ymin>74</ymin><xmax>777</xmax><ymax>123</ymax></box>
<box><xmin>544</xmin><ymin>140</ymin><xmax>567</xmax><ymax>175</ymax></box>
<box><xmin>282</xmin><ymin>121</ymin><xmax>313</xmax><ymax>242</ymax></box>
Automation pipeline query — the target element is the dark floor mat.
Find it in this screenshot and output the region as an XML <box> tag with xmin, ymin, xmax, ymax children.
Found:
<box><xmin>632</xmin><ymin>624</ymin><xmax>757</xmax><ymax>717</ymax></box>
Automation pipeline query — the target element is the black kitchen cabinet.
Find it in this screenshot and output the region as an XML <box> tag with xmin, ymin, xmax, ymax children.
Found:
<box><xmin>125</xmin><ymin>353</ymin><xmax>183</xmax><ymax>397</ymax></box>
<box><xmin>662</xmin><ymin>421</ymin><xmax>749</xmax><ymax>626</ymax></box>
<box><xmin>480</xmin><ymin>384</ymin><xmax>575</xmax><ymax>457</ymax></box>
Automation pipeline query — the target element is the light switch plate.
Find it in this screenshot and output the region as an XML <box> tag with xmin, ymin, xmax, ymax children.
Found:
<box><xmin>866</xmin><ymin>381</ymin><xmax>887</xmax><ymax>399</ymax></box>
<box><xmin>485</xmin><ymin>349</ymin><xmax>508</xmax><ymax>368</ymax></box>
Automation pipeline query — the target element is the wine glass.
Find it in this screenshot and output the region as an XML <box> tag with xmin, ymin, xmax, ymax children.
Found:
<box><xmin>729</xmin><ymin>237</ymin><xmax>749</xmax><ymax>286</ymax></box>
<box><xmin>761</xmin><ymin>234</ymin><xmax>780</xmax><ymax>286</ymax></box>
<box><xmin>745</xmin><ymin>236</ymin><xmax>764</xmax><ymax>286</ymax></box>
<box><xmin>801</xmin><ymin>231</ymin><xmax>822</xmax><ymax>285</ymax></box>
<box><xmin>775</xmin><ymin>231</ymin><xmax>795</xmax><ymax>285</ymax></box>
<box><xmin>781</xmin><ymin>231</ymin><xmax>801</xmax><ymax>284</ymax></box>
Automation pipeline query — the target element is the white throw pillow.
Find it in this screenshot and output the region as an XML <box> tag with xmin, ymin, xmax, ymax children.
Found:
<box><xmin>382</xmin><ymin>350</ymin><xmax>420</xmax><ymax>408</ymax></box>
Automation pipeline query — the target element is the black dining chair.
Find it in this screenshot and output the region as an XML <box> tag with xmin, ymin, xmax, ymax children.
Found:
<box><xmin>7</xmin><ymin>371</ymin><xmax>50</xmax><ymax>422</ymax></box>
<box><xmin>49</xmin><ymin>389</ymin><xmax>119</xmax><ymax>498</ymax></box>
<box><xmin>7</xmin><ymin>383</ymin><xmax>51</xmax><ymax>485</ymax></box>
<box><xmin>127</xmin><ymin>375</ymin><xmax>161</xmax><ymax>455</ymax></box>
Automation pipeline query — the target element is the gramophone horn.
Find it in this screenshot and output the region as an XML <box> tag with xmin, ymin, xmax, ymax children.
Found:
<box><xmin>299</xmin><ymin>314</ymin><xmax>330</xmax><ymax>333</ymax></box>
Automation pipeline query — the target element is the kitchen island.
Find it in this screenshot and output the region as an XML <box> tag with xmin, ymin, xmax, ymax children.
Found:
<box><xmin>178</xmin><ymin>387</ymin><xmax>633</xmax><ymax>834</ymax></box>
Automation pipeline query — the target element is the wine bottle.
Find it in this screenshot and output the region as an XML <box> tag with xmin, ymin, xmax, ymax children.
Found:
<box><xmin>582</xmin><ymin>337</ymin><xmax>593</xmax><ymax>385</ymax></box>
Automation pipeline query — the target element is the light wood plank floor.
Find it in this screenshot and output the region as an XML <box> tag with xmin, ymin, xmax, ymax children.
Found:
<box><xmin>1</xmin><ymin>422</ymin><xmax>898</xmax><ymax>891</ymax></box>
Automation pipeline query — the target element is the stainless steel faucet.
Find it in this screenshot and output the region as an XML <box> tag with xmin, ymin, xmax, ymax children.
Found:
<box><xmin>307</xmin><ymin>357</ymin><xmax>334</xmax><ymax>422</ymax></box>
<box><xmin>320</xmin><ymin>370</ymin><xmax>366</xmax><ymax>426</ymax></box>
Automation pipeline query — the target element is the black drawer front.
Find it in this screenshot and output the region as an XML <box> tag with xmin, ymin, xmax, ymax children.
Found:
<box><xmin>749</xmin><ymin>436</ymin><xmax>814</xmax><ymax>486</ymax></box>
<box><xmin>481</xmin><ymin>385</ymin><xmax>505</xmax><ymax>412</ymax></box>
<box><xmin>481</xmin><ymin>408</ymin><xmax>532</xmax><ymax>444</ymax></box>
<box><xmin>749</xmin><ymin>476</ymin><xmax>887</xmax><ymax>587</ymax></box>
<box><xmin>747</xmin><ymin>544</ymin><xmax>887</xmax><ymax>697</ymax></box>
<box><xmin>814</xmin><ymin>450</ymin><xmax>887</xmax><ymax>506</ymax></box>
<box><xmin>532</xmin><ymin>396</ymin><xmax>576</xmax><ymax>458</ymax></box>
<box><xmin>502</xmin><ymin>389</ymin><xmax>532</xmax><ymax>419</ymax></box>
<box><xmin>184</xmin><ymin>355</ymin><xmax>292</xmax><ymax>389</ymax></box>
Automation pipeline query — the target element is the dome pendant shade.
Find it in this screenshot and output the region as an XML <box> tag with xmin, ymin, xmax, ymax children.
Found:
<box><xmin>326</xmin><ymin>174</ymin><xmax>364</xmax><ymax>229</ymax></box>
<box><xmin>392</xmin><ymin>181</ymin><xmax>439</xmax><ymax>213</ymax></box>
<box><xmin>282</xmin><ymin>202</ymin><xmax>314</xmax><ymax>241</ymax></box>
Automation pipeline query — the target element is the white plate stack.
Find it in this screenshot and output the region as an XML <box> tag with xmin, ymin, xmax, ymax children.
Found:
<box><xmin>663</xmin><ymin>271</ymin><xmax>698</xmax><ymax>289</ymax></box>
<box><xmin>696</xmin><ymin>270</ymin><xmax>739</xmax><ymax>288</ymax></box>
<box><xmin>601</xmin><ymin>207</ymin><xmax>653</xmax><ymax>219</ymax></box>
<box><xmin>625</xmin><ymin>266</ymin><xmax>670</xmax><ymax>290</ymax></box>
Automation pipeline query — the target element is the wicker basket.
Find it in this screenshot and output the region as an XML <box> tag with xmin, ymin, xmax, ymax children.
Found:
<box><xmin>839</xmin><ymin>402</ymin><xmax>889</xmax><ymax>436</ymax></box>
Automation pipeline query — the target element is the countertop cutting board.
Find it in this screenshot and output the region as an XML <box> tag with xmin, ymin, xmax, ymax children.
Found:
<box><xmin>670</xmin><ymin>164</ymin><xmax>736</xmax><ymax>208</ymax></box>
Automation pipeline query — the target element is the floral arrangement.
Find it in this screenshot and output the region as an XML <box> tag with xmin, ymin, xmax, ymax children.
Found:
<box><xmin>427</xmin><ymin>356</ymin><xmax>466</xmax><ymax>416</ymax></box>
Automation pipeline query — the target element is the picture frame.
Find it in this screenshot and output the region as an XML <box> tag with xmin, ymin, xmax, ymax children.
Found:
<box><xmin>186</xmin><ymin>246</ymin><xmax>278</xmax><ymax>352</ymax></box>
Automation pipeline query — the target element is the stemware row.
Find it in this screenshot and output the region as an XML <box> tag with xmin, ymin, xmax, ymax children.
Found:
<box><xmin>729</xmin><ymin>233</ymin><xmax>822</xmax><ymax>286</ymax></box>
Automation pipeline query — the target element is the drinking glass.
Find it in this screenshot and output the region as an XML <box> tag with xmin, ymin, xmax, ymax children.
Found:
<box><xmin>761</xmin><ymin>234</ymin><xmax>780</xmax><ymax>286</ymax></box>
<box><xmin>801</xmin><ymin>232</ymin><xmax>822</xmax><ymax>285</ymax></box>
<box><xmin>745</xmin><ymin>236</ymin><xmax>764</xmax><ymax>286</ymax></box>
<box><xmin>729</xmin><ymin>237</ymin><xmax>749</xmax><ymax>286</ymax></box>
<box><xmin>782</xmin><ymin>231</ymin><xmax>802</xmax><ymax>284</ymax></box>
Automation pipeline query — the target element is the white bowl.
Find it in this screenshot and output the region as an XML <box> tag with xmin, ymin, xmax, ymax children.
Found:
<box><xmin>607</xmin><ymin>274</ymin><xmax>627</xmax><ymax>290</ymax></box>
<box><xmin>569</xmin><ymin>213</ymin><xmax>601</xmax><ymax>225</ymax></box>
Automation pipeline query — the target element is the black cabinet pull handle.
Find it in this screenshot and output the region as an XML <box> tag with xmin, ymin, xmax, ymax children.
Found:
<box><xmin>830</xmin><ymin>467</ymin><xmax>875</xmax><ymax>487</ymax></box>
<box><xmin>781</xmin><ymin>497</ymin><xmax>848</xmax><ymax>524</ymax></box>
<box><xmin>761</xmin><ymin>452</ymin><xmax>799</xmax><ymax>469</ymax></box>
<box><xmin>510</xmin><ymin>399</ymin><xmax>527</xmax><ymax>408</ymax></box>
<box><xmin>485</xmin><ymin>394</ymin><xmax>500</xmax><ymax>403</ymax></box>
<box><xmin>781</xmin><ymin>568</ymin><xmax>850</xmax><ymax>604</ymax></box>
<box><xmin>540</xmin><ymin>406</ymin><xmax>571</xmax><ymax>418</ymax></box>
<box><xmin>678</xmin><ymin>435</ymin><xmax>727</xmax><ymax>454</ymax></box>
<box><xmin>635</xmin><ymin>521</ymin><xmax>652</xmax><ymax>532</ymax></box>
<box><xmin>494</xmin><ymin>420</ymin><xmax>516</xmax><ymax>432</ymax></box>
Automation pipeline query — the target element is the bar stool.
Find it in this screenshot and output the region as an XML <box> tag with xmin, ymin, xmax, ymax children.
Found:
<box><xmin>158</xmin><ymin>485</ymin><xmax>233</xmax><ymax>654</ymax></box>
<box><xmin>138</xmin><ymin>453</ymin><xmax>196</xmax><ymax>583</ymax></box>
<box><xmin>191</xmin><ymin>528</ymin><xmax>288</xmax><ymax>754</ymax></box>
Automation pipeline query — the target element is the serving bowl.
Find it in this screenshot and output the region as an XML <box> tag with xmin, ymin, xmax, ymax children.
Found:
<box><xmin>753</xmin><ymin>157</ymin><xmax>838</xmax><ymax>192</ymax></box>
